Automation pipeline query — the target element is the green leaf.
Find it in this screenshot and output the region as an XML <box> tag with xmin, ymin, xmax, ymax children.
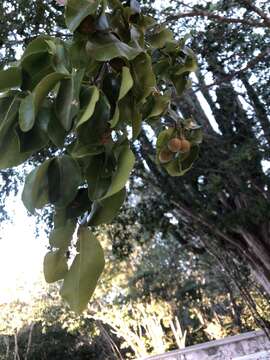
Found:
<box><xmin>70</xmin><ymin>38</ymin><xmax>91</xmax><ymax>68</ymax></box>
<box><xmin>65</xmin><ymin>0</ymin><xmax>101</xmax><ymax>32</ymax></box>
<box><xmin>47</xmin><ymin>40</ymin><xmax>71</xmax><ymax>74</ymax></box>
<box><xmin>148</xmin><ymin>27</ymin><xmax>174</xmax><ymax>48</ymax></box>
<box><xmin>102</xmin><ymin>146</ymin><xmax>135</xmax><ymax>199</ymax></box>
<box><xmin>21</xmin><ymin>52</ymin><xmax>53</xmax><ymax>89</ymax></box>
<box><xmin>77</xmin><ymin>93</ymin><xmax>111</xmax><ymax>146</ymax></box>
<box><xmin>47</xmin><ymin>107</ymin><xmax>68</xmax><ymax>147</ymax></box>
<box><xmin>110</xmin><ymin>67</ymin><xmax>133</xmax><ymax>128</ymax></box>
<box><xmin>71</xmin><ymin>68</ymin><xmax>85</xmax><ymax>118</ymax></box>
<box><xmin>163</xmin><ymin>146</ymin><xmax>199</xmax><ymax>177</ymax></box>
<box><xmin>15</xmin><ymin>113</ymin><xmax>49</xmax><ymax>153</ymax></box>
<box><xmin>76</xmin><ymin>86</ymin><xmax>100</xmax><ymax>128</ymax></box>
<box><xmin>132</xmin><ymin>111</ymin><xmax>142</xmax><ymax>140</ymax></box>
<box><xmin>156</xmin><ymin>128</ymin><xmax>175</xmax><ymax>151</ymax></box>
<box><xmin>163</xmin><ymin>158</ymin><xmax>182</xmax><ymax>176</ymax></box>
<box><xmin>86</xmin><ymin>33</ymin><xmax>141</xmax><ymax>61</ymax></box>
<box><xmin>22</xmin><ymin>159</ymin><xmax>52</xmax><ymax>214</ymax></box>
<box><xmin>180</xmin><ymin>145</ymin><xmax>199</xmax><ymax>173</ymax></box>
<box><xmin>88</xmin><ymin>188</ymin><xmax>126</xmax><ymax>226</ymax></box>
<box><xmin>22</xmin><ymin>36</ymin><xmax>54</xmax><ymax>58</ymax></box>
<box><xmin>131</xmin><ymin>53</ymin><xmax>156</xmax><ymax>101</ymax></box>
<box><xmin>0</xmin><ymin>95</ymin><xmax>31</xmax><ymax>169</ymax></box>
<box><xmin>55</xmin><ymin>78</ymin><xmax>74</xmax><ymax>131</ymax></box>
<box><xmin>146</xmin><ymin>93</ymin><xmax>170</xmax><ymax>119</ymax></box>
<box><xmin>175</xmin><ymin>47</ymin><xmax>198</xmax><ymax>75</ymax></box>
<box><xmin>171</xmin><ymin>73</ymin><xmax>190</xmax><ymax>96</ymax></box>
<box><xmin>186</xmin><ymin>128</ymin><xmax>203</xmax><ymax>145</ymax></box>
<box><xmin>49</xmin><ymin>220</ymin><xmax>76</xmax><ymax>250</ymax></box>
<box><xmin>44</xmin><ymin>250</ymin><xmax>68</xmax><ymax>283</ymax></box>
<box><xmin>71</xmin><ymin>142</ymin><xmax>104</xmax><ymax>159</ymax></box>
<box><xmin>48</xmin><ymin>155</ymin><xmax>82</xmax><ymax>207</ymax></box>
<box><xmin>19</xmin><ymin>73</ymin><xmax>68</xmax><ymax>132</ymax></box>
<box><xmin>86</xmin><ymin>154</ymin><xmax>112</xmax><ymax>201</ymax></box>
<box><xmin>19</xmin><ymin>93</ymin><xmax>35</xmax><ymax>132</ymax></box>
<box><xmin>60</xmin><ymin>228</ymin><xmax>105</xmax><ymax>313</ymax></box>
<box><xmin>66</xmin><ymin>188</ymin><xmax>92</xmax><ymax>219</ymax></box>
<box><xmin>110</xmin><ymin>106</ymin><xmax>120</xmax><ymax>128</ymax></box>
<box><xmin>0</xmin><ymin>67</ymin><xmax>22</xmax><ymax>91</ymax></box>
<box><xmin>119</xmin><ymin>67</ymin><xmax>133</xmax><ymax>100</ymax></box>
<box><xmin>54</xmin><ymin>69</ymin><xmax>84</xmax><ymax>133</ymax></box>
<box><xmin>21</xmin><ymin>37</ymin><xmax>57</xmax><ymax>89</ymax></box>
<box><xmin>34</xmin><ymin>72</ymin><xmax>69</xmax><ymax>111</ymax></box>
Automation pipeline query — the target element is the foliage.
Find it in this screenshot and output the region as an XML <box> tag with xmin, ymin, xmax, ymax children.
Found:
<box><xmin>0</xmin><ymin>288</ymin><xmax>124</xmax><ymax>360</ymax></box>
<box><xmin>0</xmin><ymin>236</ymin><xmax>269</xmax><ymax>359</ymax></box>
<box><xmin>0</xmin><ymin>0</ymin><xmax>201</xmax><ymax>312</ymax></box>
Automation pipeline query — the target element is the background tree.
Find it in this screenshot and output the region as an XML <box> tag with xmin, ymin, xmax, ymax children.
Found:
<box><xmin>134</xmin><ymin>0</ymin><xmax>270</xmax><ymax>299</ymax></box>
<box><xmin>1</xmin><ymin>236</ymin><xmax>269</xmax><ymax>360</ymax></box>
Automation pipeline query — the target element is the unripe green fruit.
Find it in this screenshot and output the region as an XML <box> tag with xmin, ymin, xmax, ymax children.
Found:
<box><xmin>168</xmin><ymin>138</ymin><xmax>182</xmax><ymax>152</ymax></box>
<box><xmin>159</xmin><ymin>149</ymin><xmax>173</xmax><ymax>163</ymax></box>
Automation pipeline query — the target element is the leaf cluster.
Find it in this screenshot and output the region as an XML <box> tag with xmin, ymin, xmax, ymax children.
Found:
<box><xmin>0</xmin><ymin>0</ymin><xmax>200</xmax><ymax>312</ymax></box>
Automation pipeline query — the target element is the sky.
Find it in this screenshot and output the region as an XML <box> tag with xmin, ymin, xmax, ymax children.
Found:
<box><xmin>0</xmin><ymin>189</ymin><xmax>48</xmax><ymax>303</ymax></box>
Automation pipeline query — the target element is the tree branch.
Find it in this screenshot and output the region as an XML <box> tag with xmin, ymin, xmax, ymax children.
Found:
<box><xmin>194</xmin><ymin>48</ymin><xmax>270</xmax><ymax>92</ymax></box>
<box><xmin>164</xmin><ymin>10</ymin><xmax>268</xmax><ymax>28</ymax></box>
<box><xmin>240</xmin><ymin>0</ymin><xmax>270</xmax><ymax>28</ymax></box>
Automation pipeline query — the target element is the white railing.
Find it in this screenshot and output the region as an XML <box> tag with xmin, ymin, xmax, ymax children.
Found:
<box><xmin>138</xmin><ymin>331</ymin><xmax>270</xmax><ymax>360</ymax></box>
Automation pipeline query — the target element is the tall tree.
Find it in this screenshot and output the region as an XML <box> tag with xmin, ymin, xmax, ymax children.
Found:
<box><xmin>137</xmin><ymin>0</ymin><xmax>270</xmax><ymax>302</ymax></box>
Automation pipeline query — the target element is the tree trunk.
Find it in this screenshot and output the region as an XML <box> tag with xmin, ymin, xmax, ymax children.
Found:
<box><xmin>241</xmin><ymin>74</ymin><xmax>270</xmax><ymax>146</ymax></box>
<box><xmin>235</xmin><ymin>228</ymin><xmax>270</xmax><ymax>294</ymax></box>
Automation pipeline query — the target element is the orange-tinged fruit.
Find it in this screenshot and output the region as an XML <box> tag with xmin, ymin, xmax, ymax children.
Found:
<box><xmin>180</xmin><ymin>139</ymin><xmax>191</xmax><ymax>153</ymax></box>
<box><xmin>159</xmin><ymin>149</ymin><xmax>174</xmax><ymax>163</ymax></box>
<box><xmin>168</xmin><ymin>138</ymin><xmax>182</xmax><ymax>152</ymax></box>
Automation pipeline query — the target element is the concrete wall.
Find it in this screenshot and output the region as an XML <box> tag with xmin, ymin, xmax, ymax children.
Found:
<box><xmin>140</xmin><ymin>331</ymin><xmax>270</xmax><ymax>360</ymax></box>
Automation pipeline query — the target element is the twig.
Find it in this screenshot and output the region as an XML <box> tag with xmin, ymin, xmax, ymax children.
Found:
<box><xmin>193</xmin><ymin>48</ymin><xmax>270</xmax><ymax>92</ymax></box>
<box><xmin>24</xmin><ymin>323</ymin><xmax>35</xmax><ymax>360</ymax></box>
<box><xmin>13</xmin><ymin>331</ymin><xmax>20</xmax><ymax>360</ymax></box>
<box><xmin>4</xmin><ymin>337</ymin><xmax>10</xmax><ymax>360</ymax></box>
<box><xmin>96</xmin><ymin>320</ymin><xmax>124</xmax><ymax>360</ymax></box>
<box><xmin>240</xmin><ymin>0</ymin><xmax>270</xmax><ymax>28</ymax></box>
<box><xmin>163</xmin><ymin>10</ymin><xmax>268</xmax><ymax>28</ymax></box>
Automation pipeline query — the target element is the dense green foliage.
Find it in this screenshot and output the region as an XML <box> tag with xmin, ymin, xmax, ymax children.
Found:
<box><xmin>0</xmin><ymin>0</ymin><xmax>201</xmax><ymax>312</ymax></box>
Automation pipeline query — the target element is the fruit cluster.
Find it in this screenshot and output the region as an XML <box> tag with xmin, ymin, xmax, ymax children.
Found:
<box><xmin>156</xmin><ymin>121</ymin><xmax>202</xmax><ymax>176</ymax></box>
<box><xmin>159</xmin><ymin>137</ymin><xmax>191</xmax><ymax>164</ymax></box>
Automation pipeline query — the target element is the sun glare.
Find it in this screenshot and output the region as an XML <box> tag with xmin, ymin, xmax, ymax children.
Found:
<box><xmin>0</xmin><ymin>188</ymin><xmax>48</xmax><ymax>304</ymax></box>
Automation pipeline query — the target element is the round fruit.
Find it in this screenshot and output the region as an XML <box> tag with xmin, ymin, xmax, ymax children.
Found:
<box><xmin>159</xmin><ymin>149</ymin><xmax>174</xmax><ymax>163</ymax></box>
<box><xmin>168</xmin><ymin>138</ymin><xmax>182</xmax><ymax>152</ymax></box>
<box><xmin>180</xmin><ymin>139</ymin><xmax>191</xmax><ymax>153</ymax></box>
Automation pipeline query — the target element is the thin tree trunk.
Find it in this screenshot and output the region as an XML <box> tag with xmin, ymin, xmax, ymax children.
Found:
<box><xmin>24</xmin><ymin>323</ymin><xmax>34</xmax><ymax>360</ymax></box>
<box><xmin>14</xmin><ymin>331</ymin><xmax>20</xmax><ymax>360</ymax></box>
